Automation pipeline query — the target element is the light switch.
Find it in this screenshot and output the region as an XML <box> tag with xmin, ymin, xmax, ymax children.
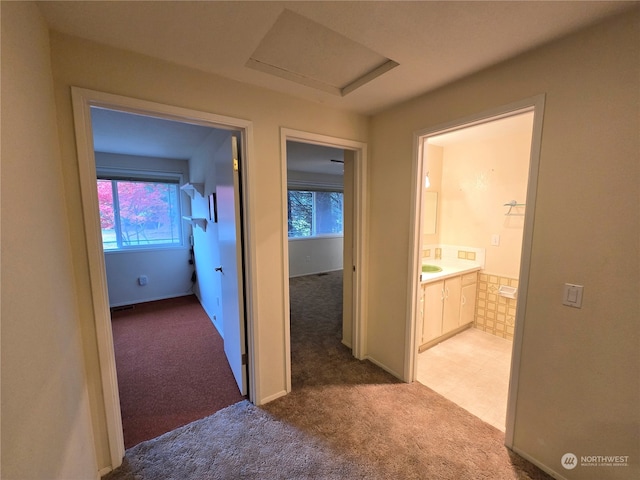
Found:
<box><xmin>491</xmin><ymin>234</ymin><xmax>500</xmax><ymax>246</ymax></box>
<box><xmin>562</xmin><ymin>283</ymin><xmax>584</xmax><ymax>308</ymax></box>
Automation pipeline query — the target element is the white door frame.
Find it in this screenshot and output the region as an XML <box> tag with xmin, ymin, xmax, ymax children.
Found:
<box><xmin>280</xmin><ymin>128</ymin><xmax>368</xmax><ymax>392</ymax></box>
<box><xmin>405</xmin><ymin>95</ymin><xmax>545</xmax><ymax>448</ymax></box>
<box><xmin>71</xmin><ymin>87</ymin><xmax>258</xmax><ymax>470</ymax></box>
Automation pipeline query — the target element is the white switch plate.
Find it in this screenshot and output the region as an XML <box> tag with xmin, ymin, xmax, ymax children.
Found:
<box><xmin>491</xmin><ymin>234</ymin><xmax>500</xmax><ymax>246</ymax></box>
<box><xmin>562</xmin><ymin>283</ymin><xmax>584</xmax><ymax>308</ymax></box>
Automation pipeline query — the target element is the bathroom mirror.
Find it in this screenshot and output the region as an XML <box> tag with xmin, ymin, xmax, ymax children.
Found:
<box><xmin>423</xmin><ymin>191</ymin><xmax>438</xmax><ymax>235</ymax></box>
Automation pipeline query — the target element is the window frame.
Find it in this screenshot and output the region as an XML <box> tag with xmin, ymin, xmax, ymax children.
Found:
<box><xmin>96</xmin><ymin>169</ymin><xmax>187</xmax><ymax>253</ymax></box>
<box><xmin>287</xmin><ymin>187</ymin><xmax>344</xmax><ymax>240</ymax></box>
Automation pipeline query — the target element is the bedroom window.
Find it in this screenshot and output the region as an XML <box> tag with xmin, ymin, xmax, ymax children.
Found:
<box><xmin>97</xmin><ymin>178</ymin><xmax>182</xmax><ymax>250</ymax></box>
<box><xmin>287</xmin><ymin>190</ymin><xmax>343</xmax><ymax>238</ymax></box>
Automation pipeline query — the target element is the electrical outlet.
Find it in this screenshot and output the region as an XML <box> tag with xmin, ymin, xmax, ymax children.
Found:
<box><xmin>138</xmin><ymin>275</ymin><xmax>148</xmax><ymax>286</ymax></box>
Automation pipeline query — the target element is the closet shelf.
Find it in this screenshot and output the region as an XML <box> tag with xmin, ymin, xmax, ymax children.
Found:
<box><xmin>182</xmin><ymin>216</ymin><xmax>207</xmax><ymax>232</ymax></box>
<box><xmin>504</xmin><ymin>200</ymin><xmax>526</xmax><ymax>216</ymax></box>
<box><xmin>180</xmin><ymin>183</ymin><xmax>205</xmax><ymax>199</ymax></box>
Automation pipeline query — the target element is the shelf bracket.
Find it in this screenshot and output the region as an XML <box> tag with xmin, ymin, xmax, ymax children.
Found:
<box><xmin>180</xmin><ymin>183</ymin><xmax>205</xmax><ymax>199</ymax></box>
<box><xmin>182</xmin><ymin>216</ymin><xmax>207</xmax><ymax>232</ymax></box>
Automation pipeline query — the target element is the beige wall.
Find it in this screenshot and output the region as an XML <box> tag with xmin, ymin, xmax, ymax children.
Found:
<box><xmin>439</xmin><ymin>129</ymin><xmax>532</xmax><ymax>277</ymax></box>
<box><xmin>48</xmin><ymin>32</ymin><xmax>368</xmax><ymax>470</ymax></box>
<box><xmin>422</xmin><ymin>143</ymin><xmax>443</xmax><ymax>247</ymax></box>
<box><xmin>3</xmin><ymin>4</ymin><xmax>638</xmax><ymax>478</ymax></box>
<box><xmin>1</xmin><ymin>3</ymin><xmax>98</xmax><ymax>479</ymax></box>
<box><xmin>369</xmin><ymin>10</ymin><xmax>639</xmax><ymax>479</ymax></box>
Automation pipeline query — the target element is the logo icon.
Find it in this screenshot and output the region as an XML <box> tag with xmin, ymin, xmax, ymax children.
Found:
<box><xmin>562</xmin><ymin>453</ymin><xmax>578</xmax><ymax>470</ymax></box>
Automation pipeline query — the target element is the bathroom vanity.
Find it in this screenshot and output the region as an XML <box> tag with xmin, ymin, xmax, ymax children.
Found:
<box><xmin>418</xmin><ymin>263</ymin><xmax>479</xmax><ymax>352</ymax></box>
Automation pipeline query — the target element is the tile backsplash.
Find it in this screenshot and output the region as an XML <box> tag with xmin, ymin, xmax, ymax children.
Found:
<box><xmin>422</xmin><ymin>244</ymin><xmax>485</xmax><ymax>267</ymax></box>
<box><xmin>474</xmin><ymin>273</ymin><xmax>518</xmax><ymax>341</ymax></box>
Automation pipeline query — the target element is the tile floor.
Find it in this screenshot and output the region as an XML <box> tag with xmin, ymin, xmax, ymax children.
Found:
<box><xmin>416</xmin><ymin>327</ymin><xmax>513</xmax><ymax>431</ymax></box>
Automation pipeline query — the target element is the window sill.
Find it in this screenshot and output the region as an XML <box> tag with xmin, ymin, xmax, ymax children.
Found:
<box><xmin>103</xmin><ymin>245</ymin><xmax>189</xmax><ymax>255</ymax></box>
<box><xmin>288</xmin><ymin>234</ymin><xmax>344</xmax><ymax>241</ymax></box>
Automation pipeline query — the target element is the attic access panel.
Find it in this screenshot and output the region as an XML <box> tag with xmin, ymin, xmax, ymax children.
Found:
<box><xmin>246</xmin><ymin>9</ymin><xmax>398</xmax><ymax>96</ymax></box>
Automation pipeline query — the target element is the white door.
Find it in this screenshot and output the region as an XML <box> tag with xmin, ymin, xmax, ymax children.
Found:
<box><xmin>215</xmin><ymin>134</ymin><xmax>247</xmax><ymax>395</ymax></box>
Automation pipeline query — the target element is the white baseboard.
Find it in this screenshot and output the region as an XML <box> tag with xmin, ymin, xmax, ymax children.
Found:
<box><xmin>364</xmin><ymin>355</ymin><xmax>404</xmax><ymax>381</ymax></box>
<box><xmin>256</xmin><ymin>389</ymin><xmax>288</xmax><ymax>406</ymax></box>
<box><xmin>510</xmin><ymin>446</ymin><xmax>565</xmax><ymax>480</ymax></box>
<box><xmin>288</xmin><ymin>268</ymin><xmax>343</xmax><ymax>279</ymax></box>
<box><xmin>98</xmin><ymin>466</ymin><xmax>112</xmax><ymax>477</ymax></box>
<box><xmin>197</xmin><ymin>297</ymin><xmax>224</xmax><ymax>338</ymax></box>
<box><xmin>109</xmin><ymin>292</ymin><xmax>193</xmax><ymax>308</ymax></box>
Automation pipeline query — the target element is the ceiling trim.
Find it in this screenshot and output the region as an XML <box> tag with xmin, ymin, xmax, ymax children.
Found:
<box><xmin>341</xmin><ymin>59</ymin><xmax>399</xmax><ymax>97</ymax></box>
<box><xmin>246</xmin><ymin>57</ymin><xmax>399</xmax><ymax>97</ymax></box>
<box><xmin>246</xmin><ymin>57</ymin><xmax>340</xmax><ymax>95</ymax></box>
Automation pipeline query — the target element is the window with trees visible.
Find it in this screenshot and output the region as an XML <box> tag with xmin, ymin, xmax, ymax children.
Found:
<box><xmin>287</xmin><ymin>190</ymin><xmax>343</xmax><ymax>238</ymax></box>
<box><xmin>97</xmin><ymin>178</ymin><xmax>182</xmax><ymax>250</ymax></box>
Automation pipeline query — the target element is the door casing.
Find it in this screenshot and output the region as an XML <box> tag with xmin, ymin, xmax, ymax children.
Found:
<box><xmin>280</xmin><ymin>128</ymin><xmax>368</xmax><ymax>393</ymax></box>
<box><xmin>71</xmin><ymin>87</ymin><xmax>258</xmax><ymax>470</ymax></box>
<box><xmin>405</xmin><ymin>95</ymin><xmax>546</xmax><ymax>448</ymax></box>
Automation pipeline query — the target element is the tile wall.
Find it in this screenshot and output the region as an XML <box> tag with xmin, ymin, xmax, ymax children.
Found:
<box><xmin>474</xmin><ymin>273</ymin><xmax>518</xmax><ymax>341</ymax></box>
<box><xmin>422</xmin><ymin>244</ymin><xmax>486</xmax><ymax>267</ymax></box>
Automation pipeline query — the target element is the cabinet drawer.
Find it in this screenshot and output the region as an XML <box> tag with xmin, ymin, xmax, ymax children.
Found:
<box><xmin>461</xmin><ymin>272</ymin><xmax>477</xmax><ymax>286</ymax></box>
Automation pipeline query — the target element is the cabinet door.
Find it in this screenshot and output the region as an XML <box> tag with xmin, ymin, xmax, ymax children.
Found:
<box><xmin>442</xmin><ymin>276</ymin><xmax>462</xmax><ymax>334</ymax></box>
<box><xmin>460</xmin><ymin>282</ymin><xmax>477</xmax><ymax>327</ymax></box>
<box><xmin>422</xmin><ymin>281</ymin><xmax>444</xmax><ymax>344</ymax></box>
<box><xmin>419</xmin><ymin>284</ymin><xmax>425</xmax><ymax>342</ymax></box>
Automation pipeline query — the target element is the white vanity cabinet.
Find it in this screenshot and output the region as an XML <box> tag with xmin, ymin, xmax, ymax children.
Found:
<box><xmin>420</xmin><ymin>281</ymin><xmax>444</xmax><ymax>345</ymax></box>
<box><xmin>459</xmin><ymin>273</ymin><xmax>478</xmax><ymax>328</ymax></box>
<box><xmin>419</xmin><ymin>271</ymin><xmax>478</xmax><ymax>351</ymax></box>
<box><xmin>441</xmin><ymin>276</ymin><xmax>462</xmax><ymax>334</ymax></box>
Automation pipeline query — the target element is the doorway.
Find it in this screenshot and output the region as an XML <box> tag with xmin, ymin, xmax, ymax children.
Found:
<box><xmin>280</xmin><ymin>129</ymin><xmax>368</xmax><ymax>393</ymax></box>
<box><xmin>406</xmin><ymin>97</ymin><xmax>545</xmax><ymax>446</ymax></box>
<box><xmin>285</xmin><ymin>141</ymin><xmax>348</xmax><ymax>385</ymax></box>
<box><xmin>90</xmin><ymin>106</ymin><xmax>247</xmax><ymax>446</ymax></box>
<box><xmin>72</xmin><ymin>87</ymin><xmax>257</xmax><ymax>467</ymax></box>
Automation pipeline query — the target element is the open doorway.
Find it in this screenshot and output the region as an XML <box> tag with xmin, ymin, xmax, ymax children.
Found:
<box><xmin>285</xmin><ymin>141</ymin><xmax>348</xmax><ymax>388</ymax></box>
<box><xmin>407</xmin><ymin>97</ymin><xmax>545</xmax><ymax>443</ymax></box>
<box><xmin>90</xmin><ymin>107</ymin><xmax>247</xmax><ymax>447</ymax></box>
<box><xmin>72</xmin><ymin>87</ymin><xmax>256</xmax><ymax>466</ymax></box>
<box><xmin>280</xmin><ymin>129</ymin><xmax>368</xmax><ymax>393</ymax></box>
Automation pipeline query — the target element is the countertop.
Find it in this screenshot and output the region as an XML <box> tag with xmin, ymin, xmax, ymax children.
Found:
<box><xmin>420</xmin><ymin>260</ymin><xmax>482</xmax><ymax>284</ymax></box>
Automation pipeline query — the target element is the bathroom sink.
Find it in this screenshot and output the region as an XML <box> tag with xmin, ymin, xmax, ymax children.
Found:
<box><xmin>421</xmin><ymin>264</ymin><xmax>443</xmax><ymax>273</ymax></box>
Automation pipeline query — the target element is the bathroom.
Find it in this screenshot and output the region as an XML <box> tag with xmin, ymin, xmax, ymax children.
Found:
<box><xmin>415</xmin><ymin>111</ymin><xmax>534</xmax><ymax>431</ymax></box>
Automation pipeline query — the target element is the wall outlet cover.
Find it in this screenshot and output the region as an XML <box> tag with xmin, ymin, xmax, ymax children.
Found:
<box><xmin>562</xmin><ymin>283</ymin><xmax>583</xmax><ymax>308</ymax></box>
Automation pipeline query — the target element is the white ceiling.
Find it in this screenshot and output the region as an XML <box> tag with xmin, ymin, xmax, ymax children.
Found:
<box><xmin>428</xmin><ymin>111</ymin><xmax>534</xmax><ymax>147</ymax></box>
<box><xmin>91</xmin><ymin>107</ymin><xmax>343</xmax><ymax>176</ymax></box>
<box><xmin>91</xmin><ymin>107</ymin><xmax>217</xmax><ymax>159</ymax></box>
<box><xmin>62</xmin><ymin>2</ymin><xmax>632</xmax><ymax>173</ymax></box>
<box><xmin>287</xmin><ymin>141</ymin><xmax>345</xmax><ymax>175</ymax></box>
<box><xmin>38</xmin><ymin>1</ymin><xmax>635</xmax><ymax>115</ymax></box>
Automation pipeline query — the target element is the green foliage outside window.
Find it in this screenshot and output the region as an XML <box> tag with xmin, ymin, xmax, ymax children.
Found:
<box><xmin>288</xmin><ymin>190</ymin><xmax>343</xmax><ymax>238</ymax></box>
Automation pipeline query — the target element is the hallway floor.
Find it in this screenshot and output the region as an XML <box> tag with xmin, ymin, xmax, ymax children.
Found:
<box><xmin>417</xmin><ymin>327</ymin><xmax>513</xmax><ymax>431</ymax></box>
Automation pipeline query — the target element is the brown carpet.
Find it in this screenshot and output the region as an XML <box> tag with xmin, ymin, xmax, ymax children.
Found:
<box><xmin>111</xmin><ymin>295</ymin><xmax>245</xmax><ymax>448</ymax></box>
<box><xmin>104</xmin><ymin>271</ymin><xmax>553</xmax><ymax>480</ymax></box>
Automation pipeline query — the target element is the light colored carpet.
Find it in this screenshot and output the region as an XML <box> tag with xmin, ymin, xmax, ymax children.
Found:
<box><xmin>105</xmin><ymin>400</ymin><xmax>381</xmax><ymax>479</ymax></box>
<box><xmin>104</xmin><ymin>271</ymin><xmax>552</xmax><ymax>480</ymax></box>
